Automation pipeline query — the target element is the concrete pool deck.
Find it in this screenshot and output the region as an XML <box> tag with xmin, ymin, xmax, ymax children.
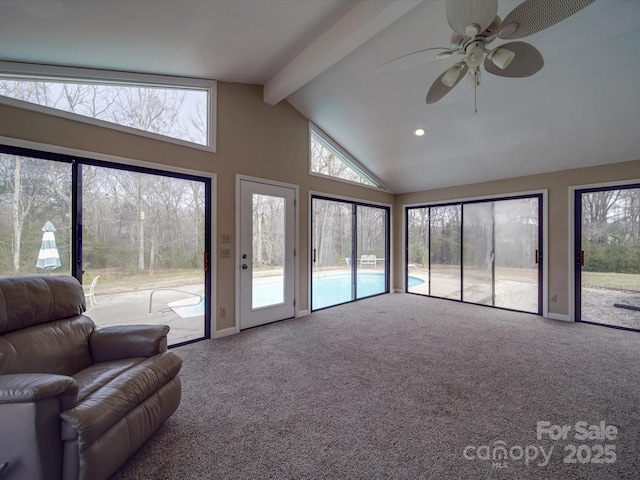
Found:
<box><xmin>87</xmin><ymin>283</ymin><xmax>206</xmax><ymax>345</ymax></box>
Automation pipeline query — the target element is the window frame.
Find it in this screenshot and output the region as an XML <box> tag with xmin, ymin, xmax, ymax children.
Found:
<box><xmin>0</xmin><ymin>61</ymin><xmax>217</xmax><ymax>152</ymax></box>
<box><xmin>310</xmin><ymin>192</ymin><xmax>391</xmax><ymax>311</ymax></box>
<box><xmin>574</xmin><ymin>182</ymin><xmax>640</xmax><ymax>331</ymax></box>
<box><xmin>309</xmin><ymin>123</ymin><xmax>389</xmax><ymax>191</ymax></box>
<box><xmin>405</xmin><ymin>192</ymin><xmax>545</xmax><ymax>316</ymax></box>
<box><xmin>0</xmin><ymin>139</ymin><xmax>214</xmax><ymax>347</ymax></box>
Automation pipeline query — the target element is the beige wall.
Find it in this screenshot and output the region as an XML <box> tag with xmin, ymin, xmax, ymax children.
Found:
<box><xmin>0</xmin><ymin>82</ymin><xmax>393</xmax><ymax>332</ymax></box>
<box><xmin>393</xmin><ymin>160</ymin><xmax>640</xmax><ymax>318</ymax></box>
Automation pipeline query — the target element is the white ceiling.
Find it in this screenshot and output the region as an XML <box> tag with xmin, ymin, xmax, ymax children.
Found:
<box><xmin>1</xmin><ymin>0</ymin><xmax>639</xmax><ymax>193</ymax></box>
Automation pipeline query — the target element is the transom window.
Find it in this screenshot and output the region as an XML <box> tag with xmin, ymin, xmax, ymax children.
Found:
<box><xmin>0</xmin><ymin>62</ymin><xmax>215</xmax><ymax>150</ymax></box>
<box><xmin>309</xmin><ymin>123</ymin><xmax>385</xmax><ymax>189</ymax></box>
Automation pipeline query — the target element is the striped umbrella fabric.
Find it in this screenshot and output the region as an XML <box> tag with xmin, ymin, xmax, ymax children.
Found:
<box><xmin>36</xmin><ymin>221</ymin><xmax>62</xmax><ymax>270</ymax></box>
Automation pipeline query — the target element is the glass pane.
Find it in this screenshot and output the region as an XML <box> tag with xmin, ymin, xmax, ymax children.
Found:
<box><xmin>0</xmin><ymin>153</ymin><xmax>71</xmax><ymax>277</ymax></box>
<box><xmin>356</xmin><ymin>205</ymin><xmax>386</xmax><ymax>298</ymax></box>
<box><xmin>463</xmin><ymin>203</ymin><xmax>494</xmax><ymax>305</ymax></box>
<box><xmin>581</xmin><ymin>188</ymin><xmax>640</xmax><ymax>329</ymax></box>
<box><xmin>252</xmin><ymin>194</ymin><xmax>285</xmax><ymax>308</ymax></box>
<box><xmin>310</xmin><ymin>128</ymin><xmax>378</xmax><ymax>187</ymax></box>
<box><xmin>312</xmin><ymin>198</ymin><xmax>353</xmax><ymax>309</ymax></box>
<box><xmin>406</xmin><ymin>207</ymin><xmax>429</xmax><ymax>294</ymax></box>
<box><xmin>0</xmin><ymin>79</ymin><xmax>208</xmax><ymax>145</ymax></box>
<box><xmin>430</xmin><ymin>205</ymin><xmax>461</xmax><ymax>299</ymax></box>
<box><xmin>494</xmin><ymin>198</ymin><xmax>539</xmax><ymax>312</ymax></box>
<box><xmin>82</xmin><ymin>165</ymin><xmax>206</xmax><ymax>346</ymax></box>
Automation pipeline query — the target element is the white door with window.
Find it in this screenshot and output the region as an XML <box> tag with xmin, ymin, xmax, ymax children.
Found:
<box><xmin>238</xmin><ymin>178</ymin><xmax>296</xmax><ymax>329</ymax></box>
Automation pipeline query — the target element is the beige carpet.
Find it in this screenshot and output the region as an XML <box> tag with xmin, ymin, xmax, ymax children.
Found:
<box><xmin>111</xmin><ymin>293</ymin><xmax>640</xmax><ymax>479</ymax></box>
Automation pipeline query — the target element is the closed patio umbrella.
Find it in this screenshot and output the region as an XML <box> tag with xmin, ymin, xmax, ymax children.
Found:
<box><xmin>36</xmin><ymin>221</ymin><xmax>61</xmax><ymax>270</ymax></box>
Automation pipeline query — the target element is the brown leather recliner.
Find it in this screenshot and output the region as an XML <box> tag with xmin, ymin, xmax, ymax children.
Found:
<box><xmin>0</xmin><ymin>275</ymin><xmax>182</xmax><ymax>480</ymax></box>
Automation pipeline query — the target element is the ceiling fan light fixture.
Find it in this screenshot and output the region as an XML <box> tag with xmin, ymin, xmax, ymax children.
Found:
<box><xmin>467</xmin><ymin>69</ymin><xmax>481</xmax><ymax>88</ymax></box>
<box><xmin>466</xmin><ymin>43</ymin><xmax>485</xmax><ymax>68</ymax></box>
<box><xmin>441</xmin><ymin>64</ymin><xmax>462</xmax><ymax>87</ymax></box>
<box><xmin>491</xmin><ymin>47</ymin><xmax>515</xmax><ymax>70</ymax></box>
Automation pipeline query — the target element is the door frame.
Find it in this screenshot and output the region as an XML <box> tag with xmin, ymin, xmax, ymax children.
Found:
<box><xmin>235</xmin><ymin>175</ymin><xmax>299</xmax><ymax>332</ymax></box>
<box><xmin>570</xmin><ymin>178</ymin><xmax>640</xmax><ymax>324</ymax></box>
<box><xmin>0</xmin><ymin>136</ymin><xmax>216</xmax><ymax>346</ymax></box>
<box><xmin>403</xmin><ymin>189</ymin><xmax>548</xmax><ymax>316</ymax></box>
<box><xmin>308</xmin><ymin>191</ymin><xmax>392</xmax><ymax>312</ymax></box>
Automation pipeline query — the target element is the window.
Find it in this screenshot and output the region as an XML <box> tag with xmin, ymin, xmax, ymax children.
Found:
<box><xmin>311</xmin><ymin>195</ymin><xmax>390</xmax><ymax>310</ymax></box>
<box><xmin>406</xmin><ymin>195</ymin><xmax>543</xmax><ymax>314</ymax></box>
<box><xmin>0</xmin><ymin>144</ymin><xmax>212</xmax><ymax>347</ymax></box>
<box><xmin>310</xmin><ymin>124</ymin><xmax>386</xmax><ymax>189</ymax></box>
<box><xmin>575</xmin><ymin>185</ymin><xmax>640</xmax><ymax>331</ymax></box>
<box><xmin>0</xmin><ymin>62</ymin><xmax>215</xmax><ymax>150</ymax></box>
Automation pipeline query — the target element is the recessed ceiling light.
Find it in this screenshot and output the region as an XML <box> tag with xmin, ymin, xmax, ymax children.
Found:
<box><xmin>414</xmin><ymin>128</ymin><xmax>425</xmax><ymax>137</ymax></box>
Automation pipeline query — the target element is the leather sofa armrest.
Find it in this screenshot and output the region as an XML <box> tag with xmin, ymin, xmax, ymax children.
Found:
<box><xmin>90</xmin><ymin>324</ymin><xmax>170</xmax><ymax>363</ymax></box>
<box><xmin>0</xmin><ymin>373</ymin><xmax>78</xmax><ymax>411</ymax></box>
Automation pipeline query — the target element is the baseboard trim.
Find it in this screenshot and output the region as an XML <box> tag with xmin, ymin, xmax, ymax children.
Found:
<box><xmin>546</xmin><ymin>313</ymin><xmax>572</xmax><ymax>322</ymax></box>
<box><xmin>297</xmin><ymin>309</ymin><xmax>310</xmax><ymax>318</ymax></box>
<box><xmin>212</xmin><ymin>327</ymin><xmax>237</xmax><ymax>338</ymax></box>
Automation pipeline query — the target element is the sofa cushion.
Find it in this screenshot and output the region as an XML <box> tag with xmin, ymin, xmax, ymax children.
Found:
<box><xmin>0</xmin><ymin>316</ymin><xmax>95</xmax><ymax>375</ymax></box>
<box><xmin>60</xmin><ymin>351</ymin><xmax>182</xmax><ymax>447</ymax></box>
<box><xmin>0</xmin><ymin>275</ymin><xmax>86</xmax><ymax>335</ymax></box>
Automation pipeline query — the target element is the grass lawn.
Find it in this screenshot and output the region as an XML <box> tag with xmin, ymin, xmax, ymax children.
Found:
<box><xmin>82</xmin><ymin>268</ymin><xmax>203</xmax><ymax>294</ymax></box>
<box><xmin>581</xmin><ymin>271</ymin><xmax>640</xmax><ymax>291</ymax></box>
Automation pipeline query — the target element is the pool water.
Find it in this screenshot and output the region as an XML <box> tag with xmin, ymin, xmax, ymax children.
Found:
<box><xmin>166</xmin><ymin>273</ymin><xmax>425</xmax><ymax>316</ymax></box>
<box><xmin>167</xmin><ymin>297</ymin><xmax>204</xmax><ymax>318</ymax></box>
<box><xmin>312</xmin><ymin>272</ymin><xmax>424</xmax><ymax>310</ymax></box>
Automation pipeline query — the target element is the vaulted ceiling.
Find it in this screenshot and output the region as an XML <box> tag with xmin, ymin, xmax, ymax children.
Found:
<box><xmin>1</xmin><ymin>0</ymin><xmax>639</xmax><ymax>193</ymax></box>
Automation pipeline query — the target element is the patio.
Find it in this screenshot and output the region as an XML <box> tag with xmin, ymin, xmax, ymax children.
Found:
<box><xmin>86</xmin><ymin>283</ymin><xmax>206</xmax><ymax>345</ymax></box>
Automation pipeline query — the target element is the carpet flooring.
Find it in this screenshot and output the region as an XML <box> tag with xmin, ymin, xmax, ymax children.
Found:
<box><xmin>110</xmin><ymin>293</ymin><xmax>640</xmax><ymax>479</ymax></box>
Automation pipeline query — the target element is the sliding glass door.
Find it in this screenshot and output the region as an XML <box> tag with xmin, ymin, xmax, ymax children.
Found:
<box><xmin>0</xmin><ymin>145</ymin><xmax>212</xmax><ymax>346</ymax></box>
<box><xmin>356</xmin><ymin>204</ymin><xmax>387</xmax><ymax>299</ymax></box>
<box><xmin>576</xmin><ymin>185</ymin><xmax>640</xmax><ymax>330</ymax></box>
<box><xmin>81</xmin><ymin>164</ymin><xmax>209</xmax><ymax>345</ymax></box>
<box><xmin>463</xmin><ymin>202</ymin><xmax>493</xmax><ymax>305</ymax></box>
<box><xmin>494</xmin><ymin>198</ymin><xmax>540</xmax><ymax>311</ymax></box>
<box><xmin>406</xmin><ymin>195</ymin><xmax>542</xmax><ymax>314</ymax></box>
<box><xmin>430</xmin><ymin>205</ymin><xmax>461</xmax><ymax>299</ymax></box>
<box><xmin>311</xmin><ymin>196</ymin><xmax>389</xmax><ymax>310</ymax></box>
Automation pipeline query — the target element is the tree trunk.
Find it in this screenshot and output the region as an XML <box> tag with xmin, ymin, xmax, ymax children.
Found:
<box><xmin>149</xmin><ymin>232</ymin><xmax>156</xmax><ymax>274</ymax></box>
<box><xmin>255</xmin><ymin>195</ymin><xmax>263</xmax><ymax>266</ymax></box>
<box><xmin>12</xmin><ymin>158</ymin><xmax>22</xmax><ymax>272</ymax></box>
<box><xmin>138</xmin><ymin>210</ymin><xmax>145</xmax><ymax>272</ymax></box>
<box><xmin>137</xmin><ymin>180</ymin><xmax>145</xmax><ymax>272</ymax></box>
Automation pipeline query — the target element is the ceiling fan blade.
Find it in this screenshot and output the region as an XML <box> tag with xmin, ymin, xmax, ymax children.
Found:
<box><xmin>426</xmin><ymin>65</ymin><xmax>468</xmax><ymax>104</ymax></box>
<box><xmin>377</xmin><ymin>47</ymin><xmax>455</xmax><ymax>73</ymax></box>
<box><xmin>446</xmin><ymin>0</ymin><xmax>498</xmax><ymax>37</ymax></box>
<box><xmin>484</xmin><ymin>42</ymin><xmax>543</xmax><ymax>78</ymax></box>
<box><xmin>498</xmin><ymin>0</ymin><xmax>595</xmax><ymax>39</ymax></box>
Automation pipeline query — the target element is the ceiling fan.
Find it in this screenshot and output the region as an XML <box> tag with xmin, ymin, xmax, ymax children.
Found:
<box><xmin>379</xmin><ymin>0</ymin><xmax>595</xmax><ymax>106</ymax></box>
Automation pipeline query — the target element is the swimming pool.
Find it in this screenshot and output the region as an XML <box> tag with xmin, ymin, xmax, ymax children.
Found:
<box><xmin>312</xmin><ymin>272</ymin><xmax>424</xmax><ymax>310</ymax></box>
<box><xmin>165</xmin><ymin>272</ymin><xmax>425</xmax><ymax>316</ymax></box>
